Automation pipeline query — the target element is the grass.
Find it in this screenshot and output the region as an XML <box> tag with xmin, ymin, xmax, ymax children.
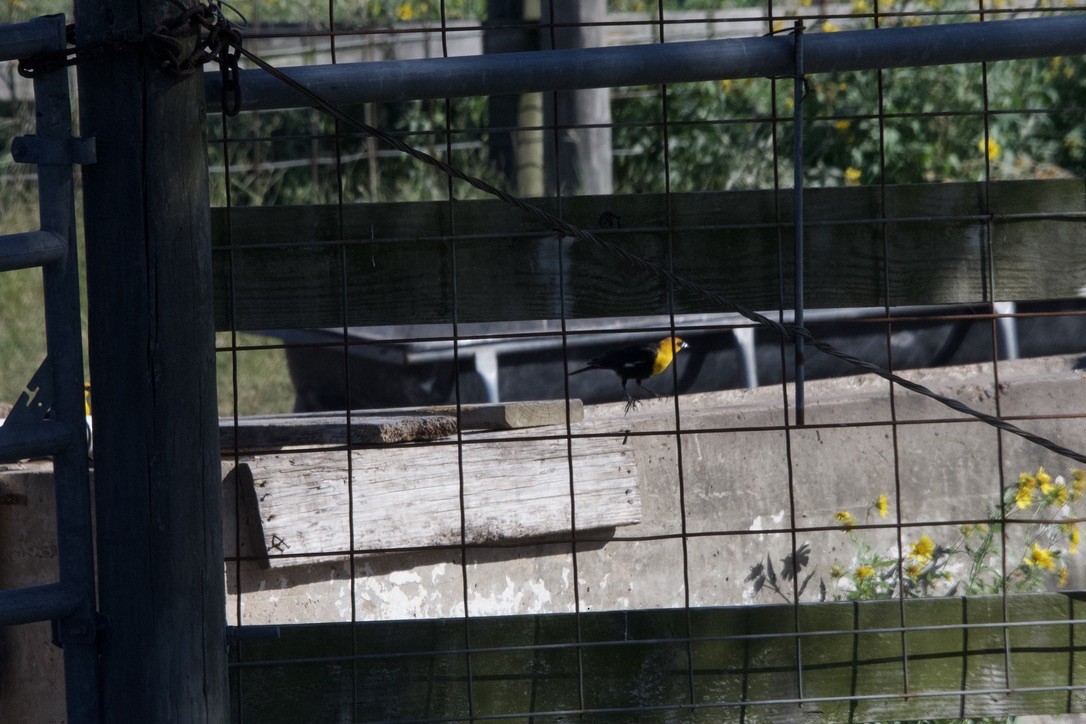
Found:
<box><xmin>2</xmin><ymin>46</ymin><xmax>294</xmax><ymax>418</ymax></box>
<box><xmin>0</xmin><ymin>183</ymin><xmax>295</xmax><ymax>418</ymax></box>
<box><xmin>0</xmin><ymin>191</ymin><xmax>50</xmax><ymax>408</ymax></box>
<box><xmin>215</xmin><ymin>332</ymin><xmax>296</xmax><ymax>417</ymax></box>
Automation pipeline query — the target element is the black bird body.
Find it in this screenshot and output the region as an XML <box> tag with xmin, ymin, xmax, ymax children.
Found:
<box><xmin>570</xmin><ymin>336</ymin><xmax>688</xmax><ymax>412</ymax></box>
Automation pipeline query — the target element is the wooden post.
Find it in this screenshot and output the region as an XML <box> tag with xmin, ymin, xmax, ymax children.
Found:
<box><xmin>543</xmin><ymin>0</ymin><xmax>613</xmax><ymax>196</ymax></box>
<box><xmin>75</xmin><ymin>0</ymin><xmax>227</xmax><ymax>720</ymax></box>
<box><xmin>484</xmin><ymin>0</ymin><xmax>544</xmax><ymax>196</ymax></box>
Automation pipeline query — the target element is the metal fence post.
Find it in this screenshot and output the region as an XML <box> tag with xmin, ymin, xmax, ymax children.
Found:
<box><xmin>792</xmin><ymin>21</ymin><xmax>806</xmax><ymax>426</ymax></box>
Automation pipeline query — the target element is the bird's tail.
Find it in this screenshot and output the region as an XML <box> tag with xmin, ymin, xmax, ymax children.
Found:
<box><xmin>568</xmin><ymin>365</ymin><xmax>594</xmax><ymax>376</ymax></box>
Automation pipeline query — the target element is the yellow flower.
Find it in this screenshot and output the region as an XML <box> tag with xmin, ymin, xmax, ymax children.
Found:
<box><xmin>875</xmin><ymin>494</ymin><xmax>889</xmax><ymax>519</ymax></box>
<box><xmin>1043</xmin><ymin>481</ymin><xmax>1069</xmax><ymax>507</ymax></box>
<box><xmin>908</xmin><ymin>535</ymin><xmax>935</xmax><ymax>564</ymax></box>
<box><xmin>836</xmin><ymin>510</ymin><xmax>856</xmax><ymax>528</ymax></box>
<box><xmin>1037</xmin><ymin>466</ymin><xmax>1052</xmax><ymax>487</ymax></box>
<box><xmin>1072</xmin><ymin>470</ymin><xmax>1086</xmax><ymax>501</ymax></box>
<box><xmin>772</xmin><ymin>20</ymin><xmax>789</xmax><ymax>33</ymax></box>
<box><xmin>720</xmin><ymin>79</ymin><xmax>733</xmax><ymax>92</ymax></box>
<box><xmin>1063</xmin><ymin>523</ymin><xmax>1080</xmax><ymax>555</ymax></box>
<box><xmin>1016</xmin><ymin>472</ymin><xmax>1037</xmax><ymax>509</ymax></box>
<box><xmin>852</xmin><ymin>0</ymin><xmax>872</xmax><ymax>12</ymax></box>
<box><xmin>1059</xmin><ymin>566</ymin><xmax>1070</xmax><ymax>586</ymax></box>
<box><xmin>978</xmin><ymin>137</ymin><xmax>1002</xmax><ymax>161</ymax></box>
<box><xmin>960</xmin><ymin>524</ymin><xmax>974</xmax><ymax>537</ymax></box>
<box><xmin>855</xmin><ymin>565</ymin><xmax>875</xmax><ymax>580</ymax></box>
<box><xmin>976</xmin><ymin>523</ymin><xmax>989</xmax><ymax>533</ymax></box>
<box><xmin>830</xmin><ymin>563</ymin><xmax>846</xmax><ymax>579</ymax></box>
<box><xmin>844</xmin><ymin>167</ymin><xmax>862</xmax><ymax>185</ymax></box>
<box><xmin>397</xmin><ymin>3</ymin><xmax>414</xmax><ymax>21</ymax></box>
<box><xmin>821</xmin><ymin>21</ymin><xmax>840</xmax><ymax>33</ymax></box>
<box><xmin>835</xmin><ymin>119</ymin><xmax>851</xmax><ymax>132</ymax></box>
<box><xmin>906</xmin><ymin>564</ymin><xmax>923</xmax><ymax>580</ymax></box>
<box><xmin>1024</xmin><ymin>542</ymin><xmax>1057</xmax><ymax>571</ymax></box>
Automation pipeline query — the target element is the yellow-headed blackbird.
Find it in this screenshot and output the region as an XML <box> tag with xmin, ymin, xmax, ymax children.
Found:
<box><xmin>570</xmin><ymin>336</ymin><xmax>688</xmax><ymax>412</ymax></box>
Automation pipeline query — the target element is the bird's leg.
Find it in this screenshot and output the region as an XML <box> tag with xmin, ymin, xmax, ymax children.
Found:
<box><xmin>636</xmin><ymin>380</ymin><xmax>658</xmax><ymax>398</ymax></box>
<box><xmin>622</xmin><ymin>380</ymin><xmax>640</xmax><ymax>414</ymax></box>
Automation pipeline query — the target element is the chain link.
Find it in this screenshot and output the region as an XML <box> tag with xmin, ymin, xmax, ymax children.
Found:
<box><xmin>17</xmin><ymin>0</ymin><xmax>243</xmax><ymax>116</ymax></box>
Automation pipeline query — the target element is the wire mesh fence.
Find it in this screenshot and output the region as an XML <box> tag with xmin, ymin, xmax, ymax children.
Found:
<box><xmin>207</xmin><ymin>0</ymin><xmax>1086</xmax><ymax>720</ymax></box>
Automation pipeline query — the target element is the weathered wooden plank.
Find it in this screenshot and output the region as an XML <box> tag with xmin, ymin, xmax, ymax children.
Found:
<box><xmin>417</xmin><ymin>399</ymin><xmax>584</xmax><ymax>429</ymax></box>
<box><xmin>226</xmin><ymin>435</ymin><xmax>640</xmax><ymax>566</ymax></box>
<box><xmin>210</xmin><ymin>180</ymin><xmax>1086</xmax><ymax>331</ymax></box>
<box><xmin>220</xmin><ymin>414</ymin><xmax>457</xmax><ymax>451</ymax></box>
<box><xmin>220</xmin><ymin>401</ymin><xmax>583</xmax><ymax>452</ymax></box>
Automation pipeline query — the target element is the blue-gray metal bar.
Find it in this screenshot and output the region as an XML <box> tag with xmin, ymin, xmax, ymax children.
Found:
<box><xmin>792</xmin><ymin>23</ymin><xmax>806</xmax><ymax>427</ymax></box>
<box><xmin>0</xmin><ymin>14</ymin><xmax>101</xmax><ymax>723</ymax></box>
<box><xmin>0</xmin><ymin>420</ymin><xmax>73</xmax><ymax>461</ymax></box>
<box><xmin>0</xmin><ymin>230</ymin><xmax>67</xmax><ymax>271</ymax></box>
<box><xmin>0</xmin><ymin>14</ymin><xmax>64</xmax><ymax>62</ymax></box>
<box><xmin>34</xmin><ymin>15</ymin><xmax>101</xmax><ymax>719</ymax></box>
<box><xmin>209</xmin><ymin>15</ymin><xmax>1086</xmax><ymax>111</ymax></box>
<box><xmin>0</xmin><ymin>582</ymin><xmax>82</xmax><ymax>626</ymax></box>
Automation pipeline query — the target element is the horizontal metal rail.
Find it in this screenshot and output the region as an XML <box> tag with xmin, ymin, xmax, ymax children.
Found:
<box><xmin>0</xmin><ymin>230</ymin><xmax>67</xmax><ymax>272</ymax></box>
<box><xmin>208</xmin><ymin>15</ymin><xmax>1086</xmax><ymax>111</ymax></box>
<box><xmin>0</xmin><ymin>582</ymin><xmax>82</xmax><ymax>626</ymax></box>
<box><xmin>0</xmin><ymin>420</ymin><xmax>73</xmax><ymax>462</ymax></box>
<box><xmin>0</xmin><ymin>14</ymin><xmax>65</xmax><ymax>62</ymax></box>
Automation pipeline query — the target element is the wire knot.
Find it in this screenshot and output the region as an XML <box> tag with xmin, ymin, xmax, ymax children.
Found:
<box><xmin>17</xmin><ymin>0</ymin><xmax>244</xmax><ymax>116</ymax></box>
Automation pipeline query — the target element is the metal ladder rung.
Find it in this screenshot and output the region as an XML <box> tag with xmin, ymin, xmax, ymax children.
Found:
<box><xmin>0</xmin><ymin>419</ymin><xmax>73</xmax><ymax>463</ymax></box>
<box><xmin>0</xmin><ymin>230</ymin><xmax>67</xmax><ymax>272</ymax></box>
<box><xmin>0</xmin><ymin>582</ymin><xmax>82</xmax><ymax>626</ymax></box>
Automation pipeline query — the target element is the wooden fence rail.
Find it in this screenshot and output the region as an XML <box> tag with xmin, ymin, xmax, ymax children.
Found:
<box><xmin>211</xmin><ymin>179</ymin><xmax>1086</xmax><ymax>331</ymax></box>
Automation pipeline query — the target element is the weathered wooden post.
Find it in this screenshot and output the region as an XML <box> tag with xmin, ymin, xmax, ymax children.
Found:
<box><xmin>75</xmin><ymin>0</ymin><xmax>227</xmax><ymax>720</ymax></box>
<box><xmin>543</xmin><ymin>0</ymin><xmax>612</xmax><ymax>196</ymax></box>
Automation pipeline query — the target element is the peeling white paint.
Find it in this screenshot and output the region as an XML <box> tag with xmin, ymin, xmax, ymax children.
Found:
<box><xmin>389</xmin><ymin>570</ymin><xmax>421</xmax><ymax>586</ymax></box>
<box><xmin>467</xmin><ymin>576</ymin><xmax>557</xmax><ymax>617</ymax></box>
<box><xmin>749</xmin><ymin>509</ymin><xmax>787</xmax><ymax>531</ymax></box>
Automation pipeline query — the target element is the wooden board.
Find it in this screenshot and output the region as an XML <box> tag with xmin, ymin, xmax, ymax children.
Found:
<box><xmin>210</xmin><ymin>180</ymin><xmax>1086</xmax><ymax>331</ymax></box>
<box><xmin>219</xmin><ymin>401</ymin><xmax>583</xmax><ymax>453</ymax></box>
<box><xmin>413</xmin><ymin>399</ymin><xmax>583</xmax><ymax>429</ymax></box>
<box><xmin>225</xmin><ymin>435</ymin><xmax>640</xmax><ymax>567</ymax></box>
<box><xmin>220</xmin><ymin>414</ymin><xmax>456</xmax><ymax>452</ymax></box>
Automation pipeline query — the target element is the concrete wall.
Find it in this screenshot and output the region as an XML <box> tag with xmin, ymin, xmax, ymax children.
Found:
<box><xmin>224</xmin><ymin>354</ymin><xmax>1086</xmax><ymax>625</ymax></box>
<box><xmin>0</xmin><ymin>461</ymin><xmax>65</xmax><ymax>724</ymax></box>
<box><xmin>3</xmin><ymin>355</ymin><xmax>1083</xmax><ymax>721</ymax></box>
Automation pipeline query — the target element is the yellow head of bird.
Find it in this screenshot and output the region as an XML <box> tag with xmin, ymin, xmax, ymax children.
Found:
<box><xmin>652</xmin><ymin>336</ymin><xmax>688</xmax><ymax>376</ymax></box>
<box><xmin>661</xmin><ymin>336</ymin><xmax>688</xmax><ymax>355</ymax></box>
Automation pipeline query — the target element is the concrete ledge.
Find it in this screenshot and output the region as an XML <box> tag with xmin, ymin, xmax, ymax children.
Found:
<box><xmin>224</xmin><ymin>354</ymin><xmax>1086</xmax><ymax>623</ymax></box>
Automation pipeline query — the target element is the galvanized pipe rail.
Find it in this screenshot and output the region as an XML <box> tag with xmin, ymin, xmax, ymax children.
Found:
<box><xmin>208</xmin><ymin>15</ymin><xmax>1086</xmax><ymax>110</ymax></box>
<box><xmin>0</xmin><ymin>13</ymin><xmax>100</xmax><ymax>724</ymax></box>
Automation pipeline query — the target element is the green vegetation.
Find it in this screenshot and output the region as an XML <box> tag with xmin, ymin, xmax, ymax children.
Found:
<box><xmin>3</xmin><ymin>0</ymin><xmax>1085</xmax><ymax>415</ymax></box>
<box><xmin>0</xmin><ymin>71</ymin><xmax>292</xmax><ymax>417</ymax></box>
<box><xmin>749</xmin><ymin>469</ymin><xmax>1084</xmax><ymax>603</ymax></box>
